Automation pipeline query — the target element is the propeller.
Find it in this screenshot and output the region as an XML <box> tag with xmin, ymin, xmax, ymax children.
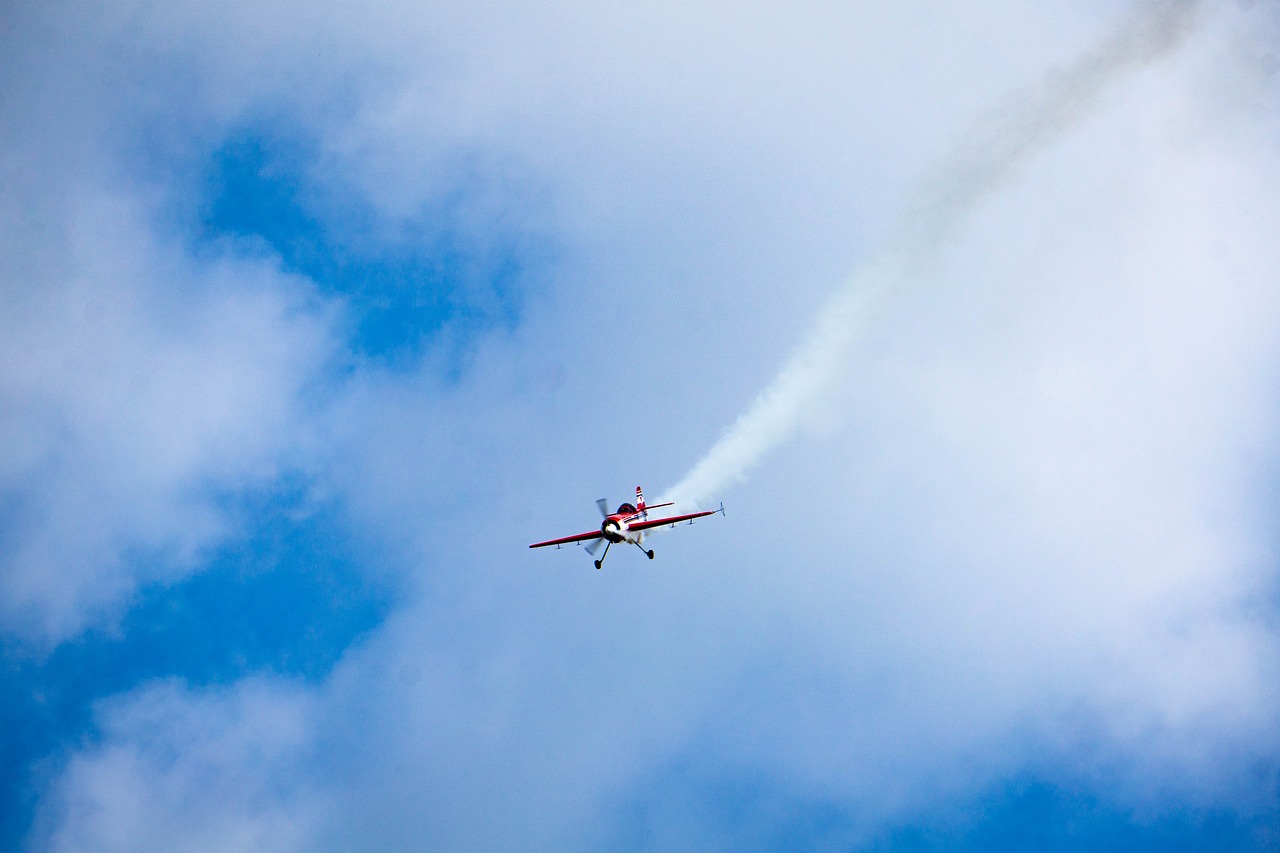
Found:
<box><xmin>586</xmin><ymin>498</ymin><xmax>610</xmax><ymax>556</ymax></box>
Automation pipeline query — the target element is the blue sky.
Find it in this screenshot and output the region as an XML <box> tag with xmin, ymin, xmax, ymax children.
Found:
<box><xmin>3</xmin><ymin>1</ymin><xmax>1280</xmax><ymax>850</ymax></box>
<box><xmin>198</xmin><ymin>128</ymin><xmax>536</xmax><ymax>363</ymax></box>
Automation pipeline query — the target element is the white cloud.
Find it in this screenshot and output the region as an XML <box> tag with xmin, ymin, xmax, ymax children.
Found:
<box><xmin>0</xmin><ymin>5</ymin><xmax>344</xmax><ymax>644</ymax></box>
<box><xmin>0</xmin><ymin>184</ymin><xmax>334</xmax><ymax>643</ymax></box>
<box><xmin>32</xmin><ymin>680</ymin><xmax>321</xmax><ymax>853</ymax></box>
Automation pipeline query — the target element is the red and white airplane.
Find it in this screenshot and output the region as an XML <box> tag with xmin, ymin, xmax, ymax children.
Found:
<box><xmin>529</xmin><ymin>486</ymin><xmax>723</xmax><ymax>569</ymax></box>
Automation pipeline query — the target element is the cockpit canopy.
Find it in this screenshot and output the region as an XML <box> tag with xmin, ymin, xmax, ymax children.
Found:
<box><xmin>616</xmin><ymin>502</ymin><xmax>637</xmax><ymax>515</ymax></box>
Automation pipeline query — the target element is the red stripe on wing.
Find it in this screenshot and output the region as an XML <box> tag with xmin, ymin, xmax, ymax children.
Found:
<box><xmin>626</xmin><ymin>509</ymin><xmax>716</xmax><ymax>533</ymax></box>
<box><xmin>529</xmin><ymin>529</ymin><xmax>604</xmax><ymax>549</ymax></box>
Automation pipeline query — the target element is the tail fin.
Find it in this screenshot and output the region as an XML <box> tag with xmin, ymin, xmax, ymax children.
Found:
<box><xmin>636</xmin><ymin>485</ymin><xmax>646</xmax><ymax>512</ymax></box>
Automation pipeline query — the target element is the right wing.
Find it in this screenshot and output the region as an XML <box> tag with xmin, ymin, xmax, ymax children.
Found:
<box><xmin>529</xmin><ymin>529</ymin><xmax>604</xmax><ymax>549</ymax></box>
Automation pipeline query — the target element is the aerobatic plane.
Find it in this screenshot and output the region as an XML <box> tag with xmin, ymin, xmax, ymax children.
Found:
<box><xmin>529</xmin><ymin>486</ymin><xmax>723</xmax><ymax>569</ymax></box>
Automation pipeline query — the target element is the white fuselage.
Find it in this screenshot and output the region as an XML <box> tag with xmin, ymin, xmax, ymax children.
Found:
<box><xmin>601</xmin><ymin>514</ymin><xmax>644</xmax><ymax>543</ymax></box>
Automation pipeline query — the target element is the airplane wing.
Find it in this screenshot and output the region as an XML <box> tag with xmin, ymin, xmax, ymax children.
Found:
<box><xmin>626</xmin><ymin>509</ymin><xmax>717</xmax><ymax>533</ymax></box>
<box><xmin>528</xmin><ymin>529</ymin><xmax>605</xmax><ymax>549</ymax></box>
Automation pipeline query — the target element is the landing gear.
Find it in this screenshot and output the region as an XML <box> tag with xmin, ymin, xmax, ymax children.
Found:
<box><xmin>594</xmin><ymin>539</ymin><xmax>654</xmax><ymax>570</ymax></box>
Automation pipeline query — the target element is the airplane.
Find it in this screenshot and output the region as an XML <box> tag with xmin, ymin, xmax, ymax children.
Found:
<box><xmin>529</xmin><ymin>486</ymin><xmax>724</xmax><ymax>569</ymax></box>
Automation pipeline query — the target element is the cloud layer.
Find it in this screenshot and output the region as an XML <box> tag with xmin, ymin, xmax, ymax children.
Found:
<box><xmin>5</xmin><ymin>1</ymin><xmax>1280</xmax><ymax>850</ymax></box>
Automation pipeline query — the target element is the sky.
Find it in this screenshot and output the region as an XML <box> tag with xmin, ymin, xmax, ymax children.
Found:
<box><xmin>2</xmin><ymin>0</ymin><xmax>1280</xmax><ymax>850</ymax></box>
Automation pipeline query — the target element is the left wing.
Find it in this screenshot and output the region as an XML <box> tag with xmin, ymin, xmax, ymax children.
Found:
<box><xmin>626</xmin><ymin>509</ymin><xmax>717</xmax><ymax>533</ymax></box>
<box><xmin>529</xmin><ymin>529</ymin><xmax>604</xmax><ymax>549</ymax></box>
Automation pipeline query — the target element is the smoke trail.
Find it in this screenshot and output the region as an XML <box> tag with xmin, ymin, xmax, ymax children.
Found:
<box><xmin>663</xmin><ymin>0</ymin><xmax>1202</xmax><ymax>508</ymax></box>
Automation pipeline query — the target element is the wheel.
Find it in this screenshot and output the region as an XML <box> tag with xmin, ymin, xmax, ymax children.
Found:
<box><xmin>594</xmin><ymin>560</ymin><xmax>602</xmax><ymax>570</ymax></box>
<box><xmin>647</xmin><ymin>550</ymin><xmax>655</xmax><ymax>560</ymax></box>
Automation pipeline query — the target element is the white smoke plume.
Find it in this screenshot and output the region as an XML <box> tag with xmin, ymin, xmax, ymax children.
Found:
<box><xmin>663</xmin><ymin>0</ymin><xmax>1203</xmax><ymax>508</ymax></box>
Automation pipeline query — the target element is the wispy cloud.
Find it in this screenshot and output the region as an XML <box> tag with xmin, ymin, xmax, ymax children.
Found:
<box><xmin>664</xmin><ymin>0</ymin><xmax>1205</xmax><ymax>508</ymax></box>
